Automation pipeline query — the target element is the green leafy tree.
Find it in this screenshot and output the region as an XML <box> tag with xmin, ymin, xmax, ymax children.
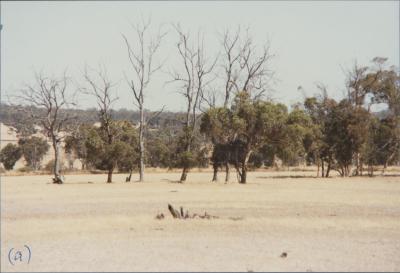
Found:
<box><xmin>64</xmin><ymin>125</ymin><xmax>92</xmax><ymax>170</ymax></box>
<box><xmin>230</xmin><ymin>92</ymin><xmax>288</xmax><ymax>183</ymax></box>
<box><xmin>361</xmin><ymin>61</ymin><xmax>400</xmax><ymax>172</ymax></box>
<box><xmin>246</xmin><ymin>107</ymin><xmax>313</xmax><ymax>170</ymax></box>
<box><xmin>200</xmin><ymin>107</ymin><xmax>234</xmax><ymax>182</ymax></box>
<box><xmin>303</xmin><ymin>95</ymin><xmax>337</xmax><ymax>177</ymax></box>
<box><xmin>361</xmin><ymin>115</ymin><xmax>381</xmax><ymax>176</ymax></box>
<box><xmin>0</xmin><ymin>143</ymin><xmax>22</xmax><ymax>170</ymax></box>
<box><xmin>345</xmin><ymin>58</ymin><xmax>400</xmax><ymax>174</ymax></box>
<box><xmin>117</xmin><ymin>121</ymin><xmax>139</xmax><ymax>182</ymax></box>
<box><xmin>174</xmin><ymin>128</ymin><xmax>208</xmax><ymax>172</ymax></box>
<box><xmin>18</xmin><ymin>137</ymin><xmax>50</xmax><ymax>170</ymax></box>
<box><xmin>277</xmin><ymin>108</ymin><xmax>313</xmax><ymax>168</ymax></box>
<box><xmin>324</xmin><ymin>100</ymin><xmax>372</xmax><ymax>176</ymax></box>
<box><xmin>202</xmin><ymin>92</ymin><xmax>311</xmax><ymax>183</ymax></box>
<box><xmin>146</xmin><ymin>128</ymin><xmax>178</xmax><ymax>169</ymax></box>
<box><xmin>363</xmin><ymin>116</ymin><xmax>400</xmax><ymax>175</ymax></box>
<box><xmin>248</xmin><ymin>144</ymin><xmax>276</xmax><ymax>169</ymax></box>
<box><xmin>85</xmin><ymin>120</ymin><xmax>138</xmax><ymax>183</ymax></box>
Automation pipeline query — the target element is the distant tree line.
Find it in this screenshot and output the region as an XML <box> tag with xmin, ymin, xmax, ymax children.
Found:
<box><xmin>1</xmin><ymin>22</ymin><xmax>399</xmax><ymax>184</ymax></box>
<box><xmin>0</xmin><ymin>104</ymin><xmax>186</xmax><ymax>134</ymax></box>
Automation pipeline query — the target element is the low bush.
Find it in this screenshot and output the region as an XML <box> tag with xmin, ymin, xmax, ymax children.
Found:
<box><xmin>18</xmin><ymin>166</ymin><xmax>34</xmax><ymax>173</ymax></box>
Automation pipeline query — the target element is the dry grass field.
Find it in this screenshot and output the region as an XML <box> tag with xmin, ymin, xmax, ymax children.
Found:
<box><xmin>1</xmin><ymin>170</ymin><xmax>400</xmax><ymax>272</ymax></box>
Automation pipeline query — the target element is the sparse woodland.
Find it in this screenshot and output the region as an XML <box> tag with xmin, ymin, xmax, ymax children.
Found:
<box><xmin>1</xmin><ymin>24</ymin><xmax>399</xmax><ymax>183</ymax></box>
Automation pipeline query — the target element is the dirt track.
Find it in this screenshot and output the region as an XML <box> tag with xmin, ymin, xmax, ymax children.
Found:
<box><xmin>1</xmin><ymin>171</ymin><xmax>400</xmax><ymax>272</ymax></box>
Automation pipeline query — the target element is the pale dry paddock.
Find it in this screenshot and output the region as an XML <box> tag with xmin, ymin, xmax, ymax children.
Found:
<box><xmin>1</xmin><ymin>171</ymin><xmax>400</xmax><ymax>272</ymax></box>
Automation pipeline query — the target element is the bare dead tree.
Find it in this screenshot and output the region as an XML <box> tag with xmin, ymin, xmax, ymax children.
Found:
<box><xmin>239</xmin><ymin>32</ymin><xmax>274</xmax><ymax>100</ymax></box>
<box><xmin>80</xmin><ymin>65</ymin><xmax>117</xmax><ymax>183</ymax></box>
<box><xmin>16</xmin><ymin>71</ymin><xmax>77</xmax><ymax>184</ymax></box>
<box><xmin>122</xmin><ymin>17</ymin><xmax>166</xmax><ymax>182</ymax></box>
<box><xmin>168</xmin><ymin>24</ymin><xmax>218</xmax><ymax>182</ymax></box>
<box><xmin>220</xmin><ymin>27</ymin><xmax>242</xmax><ymax>108</ymax></box>
<box><xmin>220</xmin><ymin>27</ymin><xmax>275</xmax><ymax>106</ymax></box>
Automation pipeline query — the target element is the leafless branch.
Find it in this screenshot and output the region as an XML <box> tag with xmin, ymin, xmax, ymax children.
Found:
<box><xmin>80</xmin><ymin>64</ymin><xmax>117</xmax><ymax>143</ymax></box>
<box><xmin>218</xmin><ymin>26</ymin><xmax>275</xmax><ymax>107</ymax></box>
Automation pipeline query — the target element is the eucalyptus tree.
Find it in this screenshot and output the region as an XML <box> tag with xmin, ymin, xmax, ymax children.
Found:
<box><xmin>230</xmin><ymin>92</ymin><xmax>288</xmax><ymax>183</ymax></box>
<box><xmin>360</xmin><ymin>58</ymin><xmax>400</xmax><ymax>172</ymax></box>
<box><xmin>303</xmin><ymin>92</ymin><xmax>337</xmax><ymax>177</ymax></box>
<box><xmin>324</xmin><ymin>99</ymin><xmax>372</xmax><ymax>177</ymax></box>
<box><xmin>277</xmin><ymin>107</ymin><xmax>314</xmax><ymax>167</ymax></box>
<box><xmin>85</xmin><ymin>120</ymin><xmax>138</xmax><ymax>183</ymax></box>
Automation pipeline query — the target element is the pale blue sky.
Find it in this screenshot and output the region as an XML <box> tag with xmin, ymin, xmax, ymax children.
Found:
<box><xmin>1</xmin><ymin>1</ymin><xmax>399</xmax><ymax>111</ymax></box>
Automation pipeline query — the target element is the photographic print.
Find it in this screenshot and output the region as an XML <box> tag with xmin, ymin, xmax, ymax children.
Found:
<box><xmin>0</xmin><ymin>1</ymin><xmax>399</xmax><ymax>272</ymax></box>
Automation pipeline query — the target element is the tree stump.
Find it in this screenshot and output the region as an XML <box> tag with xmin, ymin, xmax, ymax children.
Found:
<box><xmin>167</xmin><ymin>204</ymin><xmax>219</xmax><ymax>220</ymax></box>
<box><xmin>168</xmin><ymin>204</ymin><xmax>181</xmax><ymax>219</ymax></box>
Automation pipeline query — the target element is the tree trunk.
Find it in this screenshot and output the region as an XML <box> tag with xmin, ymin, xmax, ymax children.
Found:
<box><xmin>52</xmin><ymin>139</ymin><xmax>62</xmax><ymax>184</ymax></box>
<box><xmin>179</xmin><ymin>138</ymin><xmax>191</xmax><ymax>183</ymax></box>
<box><xmin>321</xmin><ymin>160</ymin><xmax>325</xmax><ymax>178</ymax></box>
<box><xmin>338</xmin><ymin>167</ymin><xmax>344</xmax><ymax>177</ymax></box>
<box><xmin>239</xmin><ymin>166</ymin><xmax>247</xmax><ymax>184</ymax></box>
<box><xmin>212</xmin><ymin>164</ymin><xmax>218</xmax><ymax>182</ymax></box>
<box><xmin>343</xmin><ymin>165</ymin><xmax>350</xmax><ymax>177</ymax></box>
<box><xmin>126</xmin><ymin>169</ymin><xmax>133</xmax><ymax>182</ymax></box>
<box><xmin>317</xmin><ymin>160</ymin><xmax>320</xmax><ymax>177</ymax></box>
<box><xmin>138</xmin><ymin>104</ymin><xmax>145</xmax><ymax>182</ymax></box>
<box><xmin>239</xmin><ymin>151</ymin><xmax>251</xmax><ymax>184</ymax></box>
<box><xmin>326</xmin><ymin>160</ymin><xmax>331</xmax><ymax>178</ymax></box>
<box><xmin>32</xmin><ymin>145</ymin><xmax>39</xmax><ymax>171</ymax></box>
<box><xmin>225</xmin><ymin>163</ymin><xmax>230</xmax><ymax>183</ymax></box>
<box><xmin>107</xmin><ymin>168</ymin><xmax>113</xmax><ymax>183</ymax></box>
<box><xmin>368</xmin><ymin>164</ymin><xmax>374</xmax><ymax>177</ymax></box>
<box><xmin>272</xmin><ymin>154</ymin><xmax>276</xmax><ymax>170</ymax></box>
<box><xmin>382</xmin><ymin>152</ymin><xmax>396</xmax><ymax>175</ymax></box>
<box><xmin>355</xmin><ymin>153</ymin><xmax>360</xmax><ymax>176</ymax></box>
<box><xmin>180</xmin><ymin>167</ymin><xmax>188</xmax><ymax>183</ymax></box>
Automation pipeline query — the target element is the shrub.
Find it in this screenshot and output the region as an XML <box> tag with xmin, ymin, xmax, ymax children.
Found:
<box><xmin>18</xmin><ymin>166</ymin><xmax>34</xmax><ymax>173</ymax></box>
<box><xmin>18</xmin><ymin>137</ymin><xmax>49</xmax><ymax>170</ymax></box>
<box><xmin>0</xmin><ymin>143</ymin><xmax>22</xmax><ymax>170</ymax></box>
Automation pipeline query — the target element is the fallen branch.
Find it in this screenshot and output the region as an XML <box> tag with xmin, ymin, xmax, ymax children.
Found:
<box><xmin>168</xmin><ymin>204</ymin><xmax>181</xmax><ymax>219</ymax></box>
<box><xmin>166</xmin><ymin>204</ymin><xmax>219</xmax><ymax>220</ymax></box>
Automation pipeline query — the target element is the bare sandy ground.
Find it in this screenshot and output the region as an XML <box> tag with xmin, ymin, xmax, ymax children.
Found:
<box><xmin>1</xmin><ymin>171</ymin><xmax>400</xmax><ymax>272</ymax></box>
